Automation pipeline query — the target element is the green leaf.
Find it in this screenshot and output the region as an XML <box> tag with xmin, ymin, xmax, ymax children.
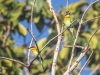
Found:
<box><xmin>97</xmin><ymin>42</ymin><xmax>100</xmax><ymax>50</ymax></box>
<box><xmin>35</xmin><ymin>16</ymin><xmax>45</xmax><ymax>31</ymax></box>
<box><xmin>0</xmin><ymin>0</ymin><xmax>14</xmax><ymax>5</ymax></box>
<box><xmin>69</xmin><ymin>1</ymin><xmax>88</xmax><ymax>13</ymax></box>
<box><xmin>82</xmin><ymin>33</ymin><xmax>98</xmax><ymax>49</ymax></box>
<box><xmin>38</xmin><ymin>38</ymin><xmax>47</xmax><ymax>49</ymax></box>
<box><xmin>3</xmin><ymin>0</ymin><xmax>14</xmax><ymax>5</ymax></box>
<box><xmin>17</xmin><ymin>23</ymin><xmax>27</xmax><ymax>36</ymax></box>
<box><xmin>93</xmin><ymin>1</ymin><xmax>100</xmax><ymax>12</ymax></box>
<box><xmin>33</xmin><ymin>15</ymin><xmax>40</xmax><ymax>23</ymax></box>
<box><xmin>10</xmin><ymin>2</ymin><xmax>26</xmax><ymax>21</ymax></box>
<box><xmin>34</xmin><ymin>0</ymin><xmax>44</xmax><ymax>13</ymax></box>
<box><xmin>42</xmin><ymin>2</ymin><xmax>53</xmax><ymax>19</ymax></box>
<box><xmin>90</xmin><ymin>35</ymin><xmax>98</xmax><ymax>49</ymax></box>
<box><xmin>28</xmin><ymin>0</ymin><xmax>44</xmax><ymax>13</ymax></box>
<box><xmin>3</xmin><ymin>60</ymin><xmax>13</xmax><ymax>67</ymax></box>
<box><xmin>91</xmin><ymin>19</ymin><xmax>98</xmax><ymax>29</ymax></box>
<box><xmin>44</xmin><ymin>59</ymin><xmax>52</xmax><ymax>68</ymax></box>
<box><xmin>59</xmin><ymin>48</ymin><xmax>70</xmax><ymax>62</ymax></box>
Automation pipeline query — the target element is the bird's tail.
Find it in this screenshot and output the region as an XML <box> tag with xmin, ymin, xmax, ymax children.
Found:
<box><xmin>68</xmin><ymin>27</ymin><xmax>76</xmax><ymax>39</ymax></box>
<box><xmin>38</xmin><ymin>55</ymin><xmax>44</xmax><ymax>71</ymax></box>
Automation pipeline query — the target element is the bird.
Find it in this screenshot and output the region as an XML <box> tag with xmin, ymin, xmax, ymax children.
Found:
<box><xmin>28</xmin><ymin>46</ymin><xmax>44</xmax><ymax>71</ymax></box>
<box><xmin>63</xmin><ymin>11</ymin><xmax>75</xmax><ymax>39</ymax></box>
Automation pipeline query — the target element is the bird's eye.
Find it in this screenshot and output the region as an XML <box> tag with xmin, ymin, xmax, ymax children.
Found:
<box><xmin>66</xmin><ymin>10</ymin><xmax>70</xmax><ymax>15</ymax></box>
<box><xmin>68</xmin><ymin>11</ymin><xmax>70</xmax><ymax>14</ymax></box>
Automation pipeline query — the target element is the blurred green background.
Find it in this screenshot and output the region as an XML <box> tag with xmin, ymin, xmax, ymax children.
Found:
<box><xmin>0</xmin><ymin>0</ymin><xmax>100</xmax><ymax>75</ymax></box>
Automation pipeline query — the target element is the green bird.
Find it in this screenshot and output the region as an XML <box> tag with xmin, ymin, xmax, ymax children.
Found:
<box><xmin>63</xmin><ymin>11</ymin><xmax>75</xmax><ymax>39</ymax></box>
<box><xmin>28</xmin><ymin>46</ymin><xmax>44</xmax><ymax>71</ymax></box>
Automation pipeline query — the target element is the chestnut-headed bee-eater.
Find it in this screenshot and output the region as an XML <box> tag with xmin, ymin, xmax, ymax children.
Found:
<box><xmin>29</xmin><ymin>46</ymin><xmax>44</xmax><ymax>71</ymax></box>
<box><xmin>63</xmin><ymin>11</ymin><xmax>75</xmax><ymax>39</ymax></box>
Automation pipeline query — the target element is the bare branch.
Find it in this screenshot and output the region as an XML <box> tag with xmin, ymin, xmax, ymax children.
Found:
<box><xmin>2</xmin><ymin>23</ymin><xmax>11</xmax><ymax>47</ymax></box>
<box><xmin>63</xmin><ymin>25</ymin><xmax>100</xmax><ymax>75</ymax></box>
<box><xmin>27</xmin><ymin>0</ymin><xmax>37</xmax><ymax>65</ymax></box>
<box><xmin>78</xmin><ymin>50</ymin><xmax>94</xmax><ymax>75</ymax></box>
<box><xmin>63</xmin><ymin>45</ymin><xmax>85</xmax><ymax>49</ymax></box>
<box><xmin>0</xmin><ymin>56</ymin><xmax>28</xmax><ymax>68</ymax></box>
<box><xmin>82</xmin><ymin>16</ymin><xmax>100</xmax><ymax>24</ymax></box>
<box><xmin>66</xmin><ymin>0</ymin><xmax>99</xmax><ymax>74</ymax></box>
<box><xmin>76</xmin><ymin>67</ymin><xmax>92</xmax><ymax>71</ymax></box>
<box><xmin>43</xmin><ymin>45</ymin><xmax>55</xmax><ymax>59</ymax></box>
<box><xmin>47</xmin><ymin>0</ymin><xmax>62</xmax><ymax>75</ymax></box>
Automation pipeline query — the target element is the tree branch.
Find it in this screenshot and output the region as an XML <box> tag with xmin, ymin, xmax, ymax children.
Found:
<box><xmin>66</xmin><ymin>0</ymin><xmax>99</xmax><ymax>74</ymax></box>
<box><xmin>63</xmin><ymin>45</ymin><xmax>85</xmax><ymax>49</ymax></box>
<box><xmin>47</xmin><ymin>0</ymin><xmax>62</xmax><ymax>75</ymax></box>
<box><xmin>0</xmin><ymin>56</ymin><xmax>28</xmax><ymax>68</ymax></box>
<box><xmin>27</xmin><ymin>0</ymin><xmax>37</xmax><ymax>65</ymax></box>
<box><xmin>63</xmin><ymin>25</ymin><xmax>100</xmax><ymax>75</ymax></box>
<box><xmin>82</xmin><ymin>16</ymin><xmax>100</xmax><ymax>24</ymax></box>
<box><xmin>78</xmin><ymin>50</ymin><xmax>94</xmax><ymax>75</ymax></box>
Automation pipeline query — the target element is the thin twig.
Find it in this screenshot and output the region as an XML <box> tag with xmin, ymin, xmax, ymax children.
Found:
<box><xmin>27</xmin><ymin>0</ymin><xmax>36</xmax><ymax>65</ymax></box>
<box><xmin>2</xmin><ymin>23</ymin><xmax>11</xmax><ymax>47</ymax></box>
<box><xmin>66</xmin><ymin>0</ymin><xmax>99</xmax><ymax>74</ymax></box>
<box><xmin>28</xmin><ymin>38</ymin><xmax>33</xmax><ymax>65</ymax></box>
<box><xmin>82</xmin><ymin>16</ymin><xmax>100</xmax><ymax>24</ymax></box>
<box><xmin>76</xmin><ymin>67</ymin><xmax>92</xmax><ymax>71</ymax></box>
<box><xmin>43</xmin><ymin>45</ymin><xmax>55</xmax><ymax>59</ymax></box>
<box><xmin>66</xmin><ymin>45</ymin><xmax>90</xmax><ymax>74</ymax></box>
<box><xmin>0</xmin><ymin>56</ymin><xmax>28</xmax><ymax>68</ymax></box>
<box><xmin>86</xmin><ymin>26</ymin><xmax>100</xmax><ymax>48</ymax></box>
<box><xmin>78</xmin><ymin>50</ymin><xmax>94</xmax><ymax>75</ymax></box>
<box><xmin>63</xmin><ymin>45</ymin><xmax>85</xmax><ymax>49</ymax></box>
<box><xmin>63</xmin><ymin>25</ymin><xmax>100</xmax><ymax>75</ymax></box>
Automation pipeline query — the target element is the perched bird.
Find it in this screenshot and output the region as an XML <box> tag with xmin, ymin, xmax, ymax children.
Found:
<box><xmin>28</xmin><ymin>46</ymin><xmax>44</xmax><ymax>71</ymax></box>
<box><xmin>63</xmin><ymin>11</ymin><xmax>75</xmax><ymax>39</ymax></box>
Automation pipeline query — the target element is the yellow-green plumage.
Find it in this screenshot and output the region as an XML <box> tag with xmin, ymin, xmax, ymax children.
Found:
<box><xmin>29</xmin><ymin>46</ymin><xmax>44</xmax><ymax>71</ymax></box>
<box><xmin>63</xmin><ymin>11</ymin><xmax>75</xmax><ymax>39</ymax></box>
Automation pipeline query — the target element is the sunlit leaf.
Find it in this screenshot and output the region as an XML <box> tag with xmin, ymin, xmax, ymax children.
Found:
<box><xmin>59</xmin><ymin>48</ymin><xmax>69</xmax><ymax>61</ymax></box>
<box><xmin>17</xmin><ymin>23</ymin><xmax>27</xmax><ymax>36</ymax></box>
<box><xmin>38</xmin><ymin>38</ymin><xmax>47</xmax><ymax>49</ymax></box>
<box><xmin>42</xmin><ymin>2</ymin><xmax>52</xmax><ymax>19</ymax></box>
<box><xmin>69</xmin><ymin>1</ymin><xmax>88</xmax><ymax>13</ymax></box>
<box><xmin>91</xmin><ymin>19</ymin><xmax>98</xmax><ymax>29</ymax></box>
<box><xmin>90</xmin><ymin>35</ymin><xmax>98</xmax><ymax>49</ymax></box>
<box><xmin>34</xmin><ymin>0</ymin><xmax>44</xmax><ymax>13</ymax></box>
<box><xmin>93</xmin><ymin>1</ymin><xmax>100</xmax><ymax>11</ymax></box>
<box><xmin>95</xmin><ymin>53</ymin><xmax>99</xmax><ymax>61</ymax></box>
<box><xmin>33</xmin><ymin>15</ymin><xmax>40</xmax><ymax>23</ymax></box>
<box><xmin>3</xmin><ymin>60</ymin><xmax>12</xmax><ymax>67</ymax></box>
<box><xmin>82</xmin><ymin>33</ymin><xmax>98</xmax><ymax>49</ymax></box>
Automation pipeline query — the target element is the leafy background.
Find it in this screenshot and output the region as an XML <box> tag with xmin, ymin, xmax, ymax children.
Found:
<box><xmin>0</xmin><ymin>0</ymin><xmax>100</xmax><ymax>75</ymax></box>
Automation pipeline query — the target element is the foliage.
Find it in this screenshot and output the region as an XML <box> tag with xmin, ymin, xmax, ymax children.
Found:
<box><xmin>0</xmin><ymin>0</ymin><xmax>100</xmax><ymax>75</ymax></box>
